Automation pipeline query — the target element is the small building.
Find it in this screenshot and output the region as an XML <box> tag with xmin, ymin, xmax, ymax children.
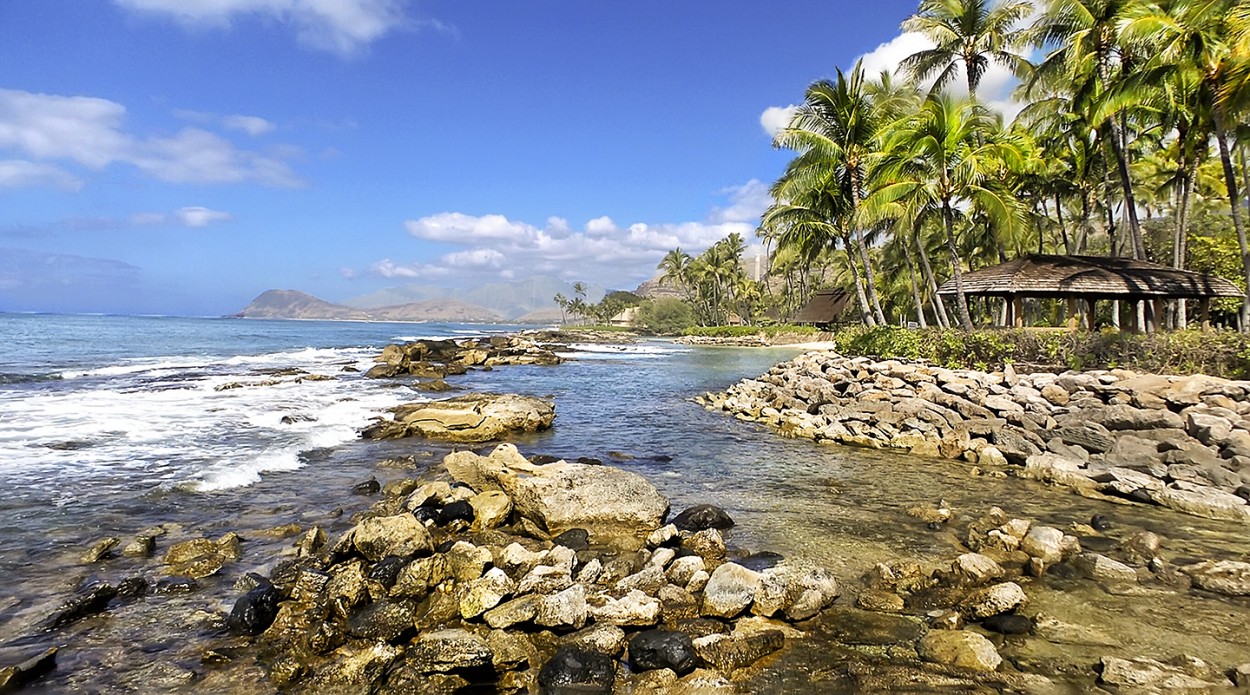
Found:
<box><xmin>794</xmin><ymin>289</ymin><xmax>854</xmax><ymax>327</ymax></box>
<box><xmin>936</xmin><ymin>254</ymin><xmax>1243</xmax><ymax>331</ymax></box>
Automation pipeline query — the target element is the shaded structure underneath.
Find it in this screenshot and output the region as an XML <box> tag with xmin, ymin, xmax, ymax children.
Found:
<box><xmin>936</xmin><ymin>255</ymin><xmax>1243</xmax><ymax>331</ymax></box>
<box><xmin>794</xmin><ymin>289</ymin><xmax>854</xmax><ymax>327</ymax></box>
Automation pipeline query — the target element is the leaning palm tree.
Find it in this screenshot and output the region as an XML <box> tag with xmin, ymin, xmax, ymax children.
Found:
<box><xmin>774</xmin><ymin>62</ymin><xmax>888</xmax><ymax>325</ymax></box>
<box><xmin>657</xmin><ymin>248</ymin><xmax>696</xmax><ymax>305</ymax></box>
<box><xmin>872</xmin><ymin>94</ymin><xmax>1030</xmax><ymax>330</ymax></box>
<box><xmin>901</xmin><ymin>0</ymin><xmax>1035</xmax><ymax>99</ymax></box>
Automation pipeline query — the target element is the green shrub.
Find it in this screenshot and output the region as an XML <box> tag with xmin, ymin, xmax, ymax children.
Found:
<box><xmin>637</xmin><ymin>299</ymin><xmax>697</xmax><ymax>336</ymax></box>
<box><xmin>827</xmin><ymin>326</ymin><xmax>1250</xmax><ymax>379</ymax></box>
<box><xmin>683</xmin><ymin>324</ymin><xmax>819</xmax><ymax>338</ymax></box>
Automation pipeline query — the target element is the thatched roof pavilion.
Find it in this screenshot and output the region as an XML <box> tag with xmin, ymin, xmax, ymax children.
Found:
<box><xmin>794</xmin><ymin>289</ymin><xmax>854</xmax><ymax>326</ymax></box>
<box><xmin>936</xmin><ymin>255</ymin><xmax>1243</xmax><ymax>331</ymax></box>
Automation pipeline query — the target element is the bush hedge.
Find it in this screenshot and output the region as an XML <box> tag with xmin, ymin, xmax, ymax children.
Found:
<box><xmin>829</xmin><ymin>325</ymin><xmax>1250</xmax><ymax>379</ymax></box>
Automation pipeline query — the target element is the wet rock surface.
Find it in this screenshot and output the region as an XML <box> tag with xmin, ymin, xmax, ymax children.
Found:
<box><xmin>361</xmin><ymin>392</ymin><xmax>556</xmax><ymax>443</ymax></box>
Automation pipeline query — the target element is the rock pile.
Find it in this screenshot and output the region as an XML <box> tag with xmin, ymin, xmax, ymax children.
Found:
<box><xmin>364</xmin><ymin>336</ymin><xmax>561</xmax><ymax>381</ymax></box>
<box><xmin>361</xmin><ymin>393</ymin><xmax>556</xmax><ymax>443</ymax></box>
<box><xmin>698</xmin><ymin>353</ymin><xmax>1250</xmax><ymax>522</ymax></box>
<box><xmin>224</xmin><ymin>445</ymin><xmax>841</xmax><ymax>692</ymax></box>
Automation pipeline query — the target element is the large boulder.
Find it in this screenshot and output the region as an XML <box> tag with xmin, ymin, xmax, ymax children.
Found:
<box><xmin>361</xmin><ymin>393</ymin><xmax>555</xmax><ymax>442</ymax></box>
<box><xmin>918</xmin><ymin>631</ymin><xmax>1002</xmax><ymax>671</ymax></box>
<box><xmin>444</xmin><ymin>445</ymin><xmax>670</xmax><ymax>539</ymax></box>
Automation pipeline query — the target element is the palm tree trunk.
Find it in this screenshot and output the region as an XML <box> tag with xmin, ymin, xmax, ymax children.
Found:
<box><xmin>915</xmin><ymin>232</ymin><xmax>951</xmax><ymax>328</ymax></box>
<box><xmin>942</xmin><ymin>202</ymin><xmax>975</xmax><ymax>330</ymax></box>
<box><xmin>1055</xmin><ymin>194</ymin><xmax>1072</xmax><ymax>254</ymax></box>
<box><xmin>842</xmin><ymin>233</ymin><xmax>875</xmax><ymax>326</ymax></box>
<box><xmin>1214</xmin><ymin>107</ymin><xmax>1250</xmax><ymax>332</ymax></box>
<box><xmin>902</xmin><ymin>237</ymin><xmax>928</xmax><ymax>328</ymax></box>
<box><xmin>853</xmin><ymin>225</ymin><xmax>887</xmax><ymax>326</ymax></box>
<box><xmin>1173</xmin><ymin>167</ymin><xmax>1193</xmax><ymax>328</ymax></box>
<box><xmin>1108</xmin><ymin>120</ymin><xmax>1146</xmax><ymax>260</ymax></box>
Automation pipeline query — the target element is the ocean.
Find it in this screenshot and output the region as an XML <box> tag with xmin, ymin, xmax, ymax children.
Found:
<box><xmin>2</xmin><ymin>314</ymin><xmax>1248</xmax><ymax>692</ymax></box>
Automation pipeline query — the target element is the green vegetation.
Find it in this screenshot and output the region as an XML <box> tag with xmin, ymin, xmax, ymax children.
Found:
<box><xmin>658</xmin><ymin>0</ymin><xmax>1250</xmax><ymax>333</ymax></box>
<box><xmin>636</xmin><ymin>298</ymin><xmax>697</xmax><ymax>335</ymax></box>
<box><xmin>829</xmin><ymin>325</ymin><xmax>1250</xmax><ymax>378</ymax></box>
<box><xmin>553</xmin><ymin>285</ymin><xmax>643</xmax><ymax>325</ymax></box>
<box><xmin>683</xmin><ymin>324</ymin><xmax>820</xmax><ymax>338</ymax></box>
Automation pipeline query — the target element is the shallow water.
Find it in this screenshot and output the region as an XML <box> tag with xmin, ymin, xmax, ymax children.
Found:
<box><xmin>1</xmin><ymin>315</ymin><xmax>1247</xmax><ymax>692</ymax></box>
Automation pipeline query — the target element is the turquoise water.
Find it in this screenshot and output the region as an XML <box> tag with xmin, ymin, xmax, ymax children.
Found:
<box><xmin>2</xmin><ymin>314</ymin><xmax>1248</xmax><ymax>692</ymax></box>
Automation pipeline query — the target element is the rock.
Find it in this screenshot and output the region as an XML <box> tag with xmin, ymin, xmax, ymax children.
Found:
<box><xmin>1099</xmin><ymin>656</ymin><xmax>1229</xmax><ymax>689</ymax></box>
<box><xmin>1186</xmin><ymin>411</ymin><xmax>1234</xmax><ymax>447</ymax></box>
<box><xmin>536</xmin><ymin>584</ymin><xmax>588</xmax><ymax>630</ymax></box>
<box><xmin>646</xmin><ymin>524</ymin><xmax>679</xmax><ymax>548</ymax></box>
<box><xmin>684</xmin><ymin>528</ymin><xmax>727</xmax><ymax>562</ymax></box>
<box><xmin>1073</xmin><ymin>553</ymin><xmax>1138</xmax><ymax>584</ymax></box>
<box><xmin>951</xmin><ymin>553</ymin><xmax>1005</xmax><ymax>585</ymax></box>
<box><xmin>483</xmin><ymin>595</ymin><xmax>539</xmax><ymax>629</ymax></box>
<box><xmin>651</xmin><ymin>547</ymin><xmax>678</xmax><ymax>569</ymax></box>
<box><xmin>587</xmin><ymin>589</ymin><xmax>660</xmax><ymax>627</ymax></box>
<box><xmin>917</xmin><ymin>631</ymin><xmax>1002</xmax><ymax>671</ymax></box>
<box><xmin>351</xmin><ymin>477</ymin><xmax>380</xmax><ymax>495</ymax></box>
<box><xmin>982</xmin><ymin>613</ymin><xmax>1032</xmax><ymax>634</ymax></box>
<box><xmin>562</xmin><ymin>624</ymin><xmax>628</xmax><ymax>658</ymax></box>
<box><xmin>701</xmin><ymin>563</ymin><xmax>762</xmax><ymax>619</ymax></box>
<box><xmin>538</xmin><ymin>647</ymin><xmax>617</xmax><ymax>694</ymax></box>
<box><xmin>0</xmin><ymin>648</ymin><xmax>57</xmax><ymax>691</ymax></box>
<box><xmin>405</xmin><ymin>481</ymin><xmax>453</xmax><ymax>510</ymax></box>
<box><xmin>691</xmin><ymin>630</ymin><xmax>785</xmax><ymax>672</ymax></box>
<box><xmin>1040</xmin><ymin>383</ymin><xmax>1069</xmax><ymax>406</ymax></box>
<box><xmin>1019</xmin><ymin>526</ymin><xmax>1067</xmax><ymax>564</ymax></box>
<box><xmin>347</xmin><ymin>600</ymin><xmax>417</xmax><ymax>642</ymax></box>
<box><xmin>1180</xmin><ymin>560</ymin><xmax>1250</xmax><ymax>596</ymax></box>
<box><xmin>669</xmin><ymin>505</ymin><xmax>735</xmax><ymax>532</ymax></box>
<box><xmin>1150</xmin><ymin>485</ymin><xmax>1250</xmax><ymax>522</ymax></box>
<box><xmin>1233</xmin><ymin>662</ymin><xmax>1250</xmax><ymax>688</ymax></box>
<box><xmin>445</xmin><ymin>445</ymin><xmax>669</xmax><ymax>538</ymax></box>
<box><xmin>227</xmin><ymin>580</ymin><xmax>280</xmax><ymax>635</ymax></box>
<box><xmin>391</xmin><ymin>555</ymin><xmax>450</xmax><ymax>599</ymax></box>
<box><xmin>553</xmin><ymin>528</ymin><xmax>590</xmax><ymax>551</ymax></box>
<box><xmin>616</xmin><ymin>564</ymin><xmax>667</xmax><ymax>595</ymax></box>
<box><xmin>628</xmin><ymin>630</ymin><xmax>697</xmax><ymax>676</ymax></box>
<box><xmin>460</xmin><ymin>568</ymin><xmax>515</xmax><ymax>619</ymax></box>
<box><xmin>362</xmin><ymin>393</ymin><xmax>555</xmax><ymax>442</ymax></box>
<box><xmin>989</xmin><ymin>428</ymin><xmax>1041</xmax><ymax>465</ymax></box>
<box><xmin>121</xmin><ymin>534</ymin><xmax>156</xmax><ymax>558</ymax></box>
<box><xmin>666</xmin><ymin>556</ymin><xmax>706</xmax><ymax>587</ymax></box>
<box><xmin>353</xmin><ymin>513</ymin><xmax>433</xmax><ymax>561</ymax></box>
<box><xmin>42</xmin><ymin>582</ymin><xmax>118</xmax><ymax>629</ymax></box>
<box><xmin>469</xmin><ymin>491</ymin><xmax>512</xmax><ymax>530</ymax></box>
<box><xmin>518</xmin><ymin>564</ymin><xmax>574</xmax><ymax>595</ymax></box>
<box><xmin>408</xmin><ymin>629</ymin><xmax>493</xmax><ymax>673</ymax></box>
<box><xmin>163</xmin><ymin>535</ymin><xmax>241</xmax><ymax>578</ymax></box>
<box><xmin>1056</xmin><ymin>421</ymin><xmax>1115</xmax><ymax>453</ymax></box>
<box><xmin>781</xmin><ymin>566</ymin><xmax>841</xmax><ymax>621</ymax></box>
<box><xmin>81</xmin><ymin>537</ymin><xmax>120</xmax><ymax>564</ymax></box>
<box><xmin>855</xmin><ymin>586</ymin><xmax>905</xmax><ymax>613</ymax></box>
<box><xmin>444</xmin><ymin>541</ymin><xmax>491</xmax><ymax>582</ymax></box>
<box><xmin>959</xmin><ymin>582</ymin><xmax>1026</xmax><ymax>619</ymax></box>
<box><xmin>435</xmin><ymin>500</ymin><xmax>475</xmax><ymax>526</ymax></box>
<box><xmin>488</xmin><ymin>629</ymin><xmax>536</xmax><ymax>670</ymax></box>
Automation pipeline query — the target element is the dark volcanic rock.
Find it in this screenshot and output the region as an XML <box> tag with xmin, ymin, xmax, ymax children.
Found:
<box><xmin>628</xmin><ymin>630</ymin><xmax>697</xmax><ymax>676</ymax></box>
<box><xmin>152</xmin><ymin>577</ymin><xmax>198</xmax><ymax>595</ymax></box>
<box><xmin>368</xmin><ymin>556</ymin><xmax>407</xmax><ymax>588</ymax></box>
<box><xmin>553</xmin><ymin>528</ymin><xmax>590</xmax><ymax>552</ymax></box>
<box><xmin>436</xmin><ymin>500</ymin><xmax>475</xmax><ymax>525</ymax></box>
<box><xmin>351</xmin><ymin>478</ymin><xmax>381</xmax><ymax>495</ymax></box>
<box><xmin>0</xmin><ymin>647</ymin><xmax>57</xmax><ymax>691</ymax></box>
<box><xmin>42</xmin><ymin>582</ymin><xmax>118</xmax><ymax>630</ymax></box>
<box><xmin>227</xmin><ymin>580</ymin><xmax>281</xmax><ymax>636</ymax></box>
<box><xmin>982</xmin><ymin>613</ymin><xmax>1033</xmax><ymax>635</ymax></box>
<box><xmin>670</xmin><ymin>504</ymin><xmax>735</xmax><ymax>532</ymax></box>
<box><xmin>538</xmin><ymin>646</ymin><xmax>616</xmax><ymax>694</ymax></box>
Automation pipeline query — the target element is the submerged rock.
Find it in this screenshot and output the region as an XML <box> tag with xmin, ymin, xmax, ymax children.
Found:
<box><xmin>538</xmin><ymin>646</ymin><xmax>617</xmax><ymax>694</ymax></box>
<box><xmin>918</xmin><ymin>630</ymin><xmax>1002</xmax><ymax>672</ymax></box>
<box><xmin>227</xmin><ymin>579</ymin><xmax>280</xmax><ymax>636</ymax></box>
<box><xmin>670</xmin><ymin>504</ymin><xmax>735</xmax><ymax>532</ymax></box>
<box><xmin>0</xmin><ymin>648</ymin><xmax>57</xmax><ymax>691</ymax></box>
<box><xmin>42</xmin><ymin>582</ymin><xmax>118</xmax><ymax>630</ymax></box>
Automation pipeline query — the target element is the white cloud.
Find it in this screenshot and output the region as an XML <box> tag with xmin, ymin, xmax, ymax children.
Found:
<box><xmin>176</xmin><ymin>206</ymin><xmax>232</xmax><ymax>227</ymax></box>
<box><xmin>176</xmin><ymin>110</ymin><xmax>276</xmax><ymax>136</ymax></box>
<box><xmin>760</xmin><ymin>28</ymin><xmax>1031</xmax><ymax>130</ymax></box>
<box><xmin>372</xmin><ymin>181</ymin><xmax>772</xmax><ymax>288</ymax></box>
<box><xmin>128</xmin><ymin>206</ymin><xmax>232</xmax><ymax>228</ymax></box>
<box><xmin>0</xmin><ymin>160</ymin><xmax>83</xmax><ymax>190</ymax></box>
<box><xmin>0</xmin><ymin>89</ymin><xmax>302</xmax><ymax>188</ymax></box>
<box><xmin>113</xmin><ymin>0</ymin><xmax>410</xmax><ymax>55</ymax></box>
<box><xmin>760</xmin><ymin>105</ymin><xmax>798</xmax><ymax>138</ymax></box>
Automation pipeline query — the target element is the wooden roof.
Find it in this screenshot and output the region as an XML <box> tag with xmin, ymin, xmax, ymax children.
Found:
<box><xmin>937</xmin><ymin>255</ymin><xmax>1243</xmax><ymax>299</ymax></box>
<box><xmin>794</xmin><ymin>289</ymin><xmax>854</xmax><ymax>324</ymax></box>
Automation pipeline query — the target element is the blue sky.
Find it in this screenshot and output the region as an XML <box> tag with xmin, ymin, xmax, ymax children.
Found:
<box><xmin>0</xmin><ymin>0</ymin><xmax>966</xmax><ymax>315</ymax></box>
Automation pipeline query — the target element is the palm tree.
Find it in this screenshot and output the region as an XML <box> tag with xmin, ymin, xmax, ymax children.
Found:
<box><xmin>873</xmin><ymin>94</ymin><xmax>1029</xmax><ymax>329</ymax></box>
<box><xmin>774</xmin><ymin>62</ymin><xmax>888</xmax><ymax>325</ymax></box>
<box><xmin>1124</xmin><ymin>0</ymin><xmax>1250</xmax><ymax>325</ymax></box>
<box><xmin>901</xmin><ymin>0</ymin><xmax>1035</xmax><ymax>99</ymax></box>
<box><xmin>657</xmin><ymin>248</ymin><xmax>696</xmax><ymax>304</ymax></box>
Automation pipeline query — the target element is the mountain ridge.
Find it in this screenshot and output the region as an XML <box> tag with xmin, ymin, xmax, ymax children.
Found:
<box><xmin>232</xmin><ymin>289</ymin><xmax>506</xmax><ymax>323</ymax></box>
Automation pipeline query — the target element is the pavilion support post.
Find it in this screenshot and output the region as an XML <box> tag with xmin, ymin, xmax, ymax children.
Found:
<box><xmin>1085</xmin><ymin>298</ymin><xmax>1097</xmax><ymax>331</ymax></box>
<box><xmin>1012</xmin><ymin>295</ymin><xmax>1024</xmax><ymax>328</ymax></box>
<box><xmin>1152</xmin><ymin>299</ymin><xmax>1164</xmax><ymax>333</ymax></box>
<box><xmin>1066</xmin><ymin>298</ymin><xmax>1080</xmax><ymax>331</ymax></box>
<box><xmin>1200</xmin><ymin>297</ymin><xmax>1211</xmax><ymax>331</ymax></box>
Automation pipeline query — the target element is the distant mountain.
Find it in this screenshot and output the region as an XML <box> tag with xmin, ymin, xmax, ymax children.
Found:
<box><xmin>634</xmin><ymin>274</ymin><xmax>683</xmax><ymax>300</ymax></box>
<box><xmin>233</xmin><ymin>290</ymin><xmax>500</xmax><ymax>322</ymax></box>
<box><xmin>234</xmin><ymin>290</ymin><xmax>368</xmax><ymax>320</ymax></box>
<box><xmin>344</xmin><ymin>276</ymin><xmax>606</xmax><ymax>320</ymax></box>
<box><xmin>513</xmin><ymin>307</ymin><xmax>565</xmax><ymax>324</ymax></box>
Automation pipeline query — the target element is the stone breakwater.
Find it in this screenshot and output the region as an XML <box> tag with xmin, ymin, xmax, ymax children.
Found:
<box><xmin>697</xmin><ymin>352</ymin><xmax>1250</xmax><ymax>522</ymax></box>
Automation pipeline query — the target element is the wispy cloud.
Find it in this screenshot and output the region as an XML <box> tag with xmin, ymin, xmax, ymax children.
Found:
<box><xmin>0</xmin><ymin>160</ymin><xmax>83</xmax><ymax>191</ymax></box>
<box><xmin>113</xmin><ymin>0</ymin><xmax>417</xmax><ymax>55</ymax></box>
<box><xmin>0</xmin><ymin>89</ymin><xmax>302</xmax><ymax>188</ymax></box>
<box><xmin>130</xmin><ymin>206</ymin><xmax>233</xmax><ymax>228</ymax></box>
<box><xmin>176</xmin><ymin>109</ymin><xmax>277</xmax><ymax>136</ymax></box>
<box><xmin>367</xmin><ymin>180</ymin><xmax>773</xmax><ymax>288</ymax></box>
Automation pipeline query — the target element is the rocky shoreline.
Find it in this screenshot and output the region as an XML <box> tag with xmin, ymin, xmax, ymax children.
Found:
<box><xmin>7</xmin><ymin>336</ymin><xmax>1250</xmax><ymax>692</ymax></box>
<box><xmin>698</xmin><ymin>351</ymin><xmax>1250</xmax><ymax>523</ymax></box>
